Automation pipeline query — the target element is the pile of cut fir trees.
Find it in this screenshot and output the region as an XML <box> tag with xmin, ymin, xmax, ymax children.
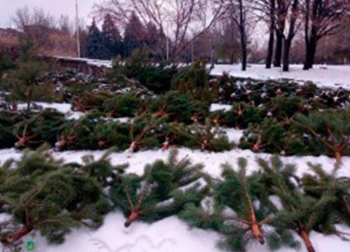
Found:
<box><xmin>0</xmin><ymin>58</ymin><xmax>233</xmax><ymax>153</ymax></box>
<box><xmin>1</xmin><ymin>148</ymin><xmax>349</xmax><ymax>252</ymax></box>
<box><xmin>0</xmin><ymin>90</ymin><xmax>232</xmax><ymax>152</ymax></box>
<box><xmin>214</xmin><ymin>72</ymin><xmax>350</xmax><ymax>108</ymax></box>
<box><xmin>3</xmin><ymin>45</ymin><xmax>350</xmax><ymax>161</ymax></box>
<box><xmin>2</xmin><ymin>86</ymin><xmax>350</xmax><ymax>162</ymax></box>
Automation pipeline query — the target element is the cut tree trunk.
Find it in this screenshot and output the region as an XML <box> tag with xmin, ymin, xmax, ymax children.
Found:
<box><xmin>299</xmin><ymin>228</ymin><xmax>316</xmax><ymax>252</ymax></box>
<box><xmin>124</xmin><ymin>210</ymin><xmax>141</xmax><ymax>228</ymax></box>
<box><xmin>2</xmin><ymin>225</ymin><xmax>33</xmax><ymax>245</ymax></box>
<box><xmin>251</xmin><ymin>222</ymin><xmax>265</xmax><ymax>245</ymax></box>
<box><xmin>335</xmin><ymin>149</ymin><xmax>342</xmax><ymax>164</ymax></box>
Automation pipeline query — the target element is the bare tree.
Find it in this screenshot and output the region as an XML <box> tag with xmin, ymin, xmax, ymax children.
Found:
<box><xmin>251</xmin><ymin>0</ymin><xmax>276</xmax><ymax>68</ymax></box>
<box><xmin>220</xmin><ymin>0</ymin><xmax>252</xmax><ymax>71</ymax></box>
<box><xmin>253</xmin><ymin>0</ymin><xmax>301</xmax><ymax>71</ymax></box>
<box><xmin>10</xmin><ymin>6</ymin><xmax>77</xmax><ymax>57</ymax></box>
<box><xmin>31</xmin><ymin>7</ymin><xmax>55</xmax><ymax>28</ymax></box>
<box><xmin>282</xmin><ymin>0</ymin><xmax>300</xmax><ymax>71</ymax></box>
<box><xmin>11</xmin><ymin>6</ymin><xmax>56</xmax><ymax>31</ymax></box>
<box><xmin>11</xmin><ymin>6</ymin><xmax>32</xmax><ymax>31</ymax></box>
<box><xmin>267</xmin><ymin>0</ymin><xmax>276</xmax><ymax>68</ymax></box>
<box><xmin>274</xmin><ymin>0</ymin><xmax>288</xmax><ymax>67</ymax></box>
<box><xmin>58</xmin><ymin>15</ymin><xmax>74</xmax><ymax>34</ymax></box>
<box><xmin>92</xmin><ymin>0</ymin><xmax>226</xmax><ymax>61</ymax></box>
<box><xmin>303</xmin><ymin>0</ymin><xmax>350</xmax><ymax>70</ymax></box>
<box><xmin>212</xmin><ymin>19</ymin><xmax>241</xmax><ymax>64</ymax></box>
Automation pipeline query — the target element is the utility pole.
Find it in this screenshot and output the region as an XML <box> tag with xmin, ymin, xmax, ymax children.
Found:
<box><xmin>166</xmin><ymin>23</ymin><xmax>169</xmax><ymax>61</ymax></box>
<box><xmin>191</xmin><ymin>39</ymin><xmax>194</xmax><ymax>63</ymax></box>
<box><xmin>75</xmin><ymin>0</ymin><xmax>81</xmax><ymax>58</ymax></box>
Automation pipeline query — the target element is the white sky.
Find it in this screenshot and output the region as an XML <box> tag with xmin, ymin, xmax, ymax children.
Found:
<box><xmin>0</xmin><ymin>0</ymin><xmax>95</xmax><ymax>29</ymax></box>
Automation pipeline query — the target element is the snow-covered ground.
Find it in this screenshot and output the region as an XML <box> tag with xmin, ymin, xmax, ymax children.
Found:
<box><xmin>17</xmin><ymin>102</ymin><xmax>85</xmax><ymax>120</ymax></box>
<box><xmin>2</xmin><ymin>64</ymin><xmax>350</xmax><ymax>251</ymax></box>
<box><xmin>51</xmin><ymin>57</ymin><xmax>350</xmax><ymax>89</ymax></box>
<box><xmin>19</xmin><ymin>211</ymin><xmax>350</xmax><ymax>252</ymax></box>
<box><xmin>210</xmin><ymin>64</ymin><xmax>350</xmax><ymax>89</ymax></box>
<box><xmin>54</xmin><ymin>56</ymin><xmax>113</xmax><ymax>68</ymax></box>
<box><xmin>0</xmin><ymin>146</ymin><xmax>349</xmax><ymax>252</ymax></box>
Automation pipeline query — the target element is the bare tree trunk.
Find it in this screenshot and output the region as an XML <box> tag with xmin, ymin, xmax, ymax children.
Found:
<box><xmin>266</xmin><ymin>31</ymin><xmax>274</xmax><ymax>68</ymax></box>
<box><xmin>266</xmin><ymin>0</ymin><xmax>275</xmax><ymax>69</ymax></box>
<box><xmin>274</xmin><ymin>0</ymin><xmax>287</xmax><ymax>67</ymax></box>
<box><xmin>304</xmin><ymin>34</ymin><xmax>317</xmax><ymax>70</ymax></box>
<box><xmin>241</xmin><ymin>34</ymin><xmax>247</xmax><ymax>71</ymax></box>
<box><xmin>282</xmin><ymin>0</ymin><xmax>299</xmax><ymax>72</ymax></box>
<box><xmin>230</xmin><ymin>53</ymin><xmax>234</xmax><ymax>64</ymax></box>
<box><xmin>238</xmin><ymin>0</ymin><xmax>247</xmax><ymax>71</ymax></box>
<box><xmin>282</xmin><ymin>39</ymin><xmax>292</xmax><ymax>71</ymax></box>
<box><xmin>309</xmin><ymin>35</ymin><xmax>317</xmax><ymax>69</ymax></box>
<box><xmin>274</xmin><ymin>30</ymin><xmax>283</xmax><ymax>67</ymax></box>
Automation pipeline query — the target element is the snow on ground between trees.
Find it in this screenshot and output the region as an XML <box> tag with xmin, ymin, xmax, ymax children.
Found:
<box><xmin>0</xmin><ymin>146</ymin><xmax>350</xmax><ymax>252</ymax></box>
<box><xmin>210</xmin><ymin>64</ymin><xmax>350</xmax><ymax>89</ymax></box>
<box><xmin>2</xmin><ymin>63</ymin><xmax>350</xmax><ymax>251</ymax></box>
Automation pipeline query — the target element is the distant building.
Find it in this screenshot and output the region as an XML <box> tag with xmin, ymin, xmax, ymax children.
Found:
<box><xmin>0</xmin><ymin>26</ymin><xmax>76</xmax><ymax>57</ymax></box>
<box><xmin>0</xmin><ymin>28</ymin><xmax>20</xmax><ymax>47</ymax></box>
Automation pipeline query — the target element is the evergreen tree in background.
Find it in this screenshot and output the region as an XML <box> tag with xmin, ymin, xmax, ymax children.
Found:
<box><xmin>123</xmin><ymin>12</ymin><xmax>145</xmax><ymax>57</ymax></box>
<box><xmin>101</xmin><ymin>14</ymin><xmax>122</xmax><ymax>58</ymax></box>
<box><xmin>144</xmin><ymin>22</ymin><xmax>164</xmax><ymax>60</ymax></box>
<box><xmin>85</xmin><ymin>19</ymin><xmax>109</xmax><ymax>59</ymax></box>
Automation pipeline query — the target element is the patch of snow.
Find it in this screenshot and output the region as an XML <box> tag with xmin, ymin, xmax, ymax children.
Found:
<box><xmin>0</xmin><ymin>148</ymin><xmax>22</xmax><ymax>163</ymax></box>
<box><xmin>178</xmin><ymin>177</ymin><xmax>207</xmax><ymax>192</ymax></box>
<box><xmin>54</xmin><ymin>56</ymin><xmax>112</xmax><ymax>68</ymax></box>
<box><xmin>210</xmin><ymin>104</ymin><xmax>232</xmax><ymax>112</ymax></box>
<box><xmin>42</xmin><ymin>212</ymin><xmax>222</xmax><ymax>252</ymax></box>
<box><xmin>0</xmin><ymin>213</ymin><xmax>11</xmax><ymax>223</ymax></box>
<box><xmin>15</xmin><ymin>102</ymin><xmax>86</xmax><ymax>120</ymax></box>
<box><xmin>1</xmin><ymin>147</ymin><xmax>350</xmax><ymax>252</ymax></box>
<box><xmin>1</xmin><ymin>147</ymin><xmax>349</xmax><ymax>180</ymax></box>
<box><xmin>65</xmin><ymin>111</ymin><xmax>85</xmax><ymax>120</ymax></box>
<box><xmin>156</xmin><ymin>198</ymin><xmax>175</xmax><ymax>208</ymax></box>
<box><xmin>210</xmin><ymin>64</ymin><xmax>350</xmax><ymax>89</ymax></box>
<box><xmin>35</xmin><ymin>102</ymin><xmax>72</xmax><ymax>114</ymax></box>
<box><xmin>269</xmin><ymin>195</ymin><xmax>284</xmax><ymax>211</ymax></box>
<box><xmin>114</xmin><ymin>117</ymin><xmax>134</xmax><ymax>124</ymax></box>
<box><xmin>222</xmin><ymin>128</ymin><xmax>244</xmax><ymax>144</ymax></box>
<box><xmin>43</xmin><ymin>206</ymin><xmax>340</xmax><ymax>252</ymax></box>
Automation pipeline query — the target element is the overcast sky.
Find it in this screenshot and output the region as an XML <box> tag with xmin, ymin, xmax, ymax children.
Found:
<box><xmin>0</xmin><ymin>0</ymin><xmax>96</xmax><ymax>29</ymax></box>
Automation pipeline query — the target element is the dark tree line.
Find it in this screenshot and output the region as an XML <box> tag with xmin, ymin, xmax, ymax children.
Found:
<box><xmin>84</xmin><ymin>13</ymin><xmax>166</xmax><ymax>60</ymax></box>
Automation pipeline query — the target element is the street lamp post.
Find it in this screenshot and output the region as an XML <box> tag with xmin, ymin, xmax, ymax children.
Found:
<box><xmin>75</xmin><ymin>0</ymin><xmax>81</xmax><ymax>58</ymax></box>
<box><xmin>166</xmin><ymin>23</ymin><xmax>169</xmax><ymax>61</ymax></box>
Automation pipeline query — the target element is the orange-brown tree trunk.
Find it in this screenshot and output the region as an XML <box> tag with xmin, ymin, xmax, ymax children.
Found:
<box><xmin>124</xmin><ymin>210</ymin><xmax>141</xmax><ymax>228</ymax></box>
<box><xmin>299</xmin><ymin>228</ymin><xmax>316</xmax><ymax>252</ymax></box>
<box><xmin>335</xmin><ymin>149</ymin><xmax>342</xmax><ymax>164</ymax></box>
<box><xmin>251</xmin><ymin>222</ymin><xmax>265</xmax><ymax>244</ymax></box>
<box><xmin>2</xmin><ymin>225</ymin><xmax>33</xmax><ymax>245</ymax></box>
